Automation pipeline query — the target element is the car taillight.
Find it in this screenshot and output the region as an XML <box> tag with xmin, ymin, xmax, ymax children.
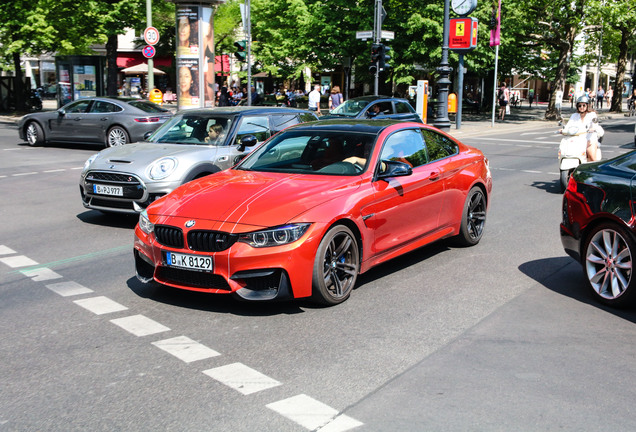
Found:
<box><xmin>134</xmin><ymin>117</ymin><xmax>160</xmax><ymax>123</ymax></box>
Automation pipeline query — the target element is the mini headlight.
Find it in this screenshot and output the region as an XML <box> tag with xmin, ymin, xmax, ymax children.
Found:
<box><xmin>238</xmin><ymin>223</ymin><xmax>310</xmax><ymax>248</ymax></box>
<box><xmin>148</xmin><ymin>157</ymin><xmax>177</xmax><ymax>180</ymax></box>
<box><xmin>83</xmin><ymin>154</ymin><xmax>99</xmax><ymax>171</ymax></box>
<box><xmin>138</xmin><ymin>210</ymin><xmax>154</xmax><ymax>234</ymax></box>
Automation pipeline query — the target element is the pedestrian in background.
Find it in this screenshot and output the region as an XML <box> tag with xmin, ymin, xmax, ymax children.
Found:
<box><xmin>568</xmin><ymin>87</ymin><xmax>575</xmax><ymax>108</ymax></box>
<box><xmin>528</xmin><ymin>88</ymin><xmax>535</xmax><ymax>108</ymax></box>
<box><xmin>605</xmin><ymin>87</ymin><xmax>613</xmax><ymax>108</ymax></box>
<box><xmin>308</xmin><ymin>84</ymin><xmax>321</xmax><ymax>115</ymax></box>
<box><xmin>497</xmin><ymin>82</ymin><xmax>509</xmax><ymax>121</ymax></box>
<box><xmin>328</xmin><ymin>86</ymin><xmax>343</xmax><ymax>111</ymax></box>
<box><xmin>596</xmin><ymin>86</ymin><xmax>605</xmax><ymax>110</ymax></box>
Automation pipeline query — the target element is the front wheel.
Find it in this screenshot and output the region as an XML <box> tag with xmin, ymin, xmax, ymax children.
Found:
<box><xmin>584</xmin><ymin>223</ymin><xmax>636</xmax><ymax>308</ymax></box>
<box><xmin>106</xmin><ymin>126</ymin><xmax>129</xmax><ymax>147</ymax></box>
<box><xmin>455</xmin><ymin>187</ymin><xmax>487</xmax><ymax>246</ymax></box>
<box><xmin>25</xmin><ymin>122</ymin><xmax>44</xmax><ymax>146</ymax></box>
<box><xmin>312</xmin><ymin>225</ymin><xmax>360</xmax><ymax>305</ymax></box>
<box><xmin>560</xmin><ymin>170</ymin><xmax>570</xmax><ymax>193</ymax></box>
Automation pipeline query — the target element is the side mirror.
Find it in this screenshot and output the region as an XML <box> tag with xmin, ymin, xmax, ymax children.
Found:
<box><xmin>57</xmin><ymin>108</ymin><xmax>66</xmax><ymax>116</ymax></box>
<box><xmin>237</xmin><ymin>134</ymin><xmax>258</xmax><ymax>152</ymax></box>
<box><xmin>143</xmin><ymin>131</ymin><xmax>153</xmax><ymax>141</ymax></box>
<box><xmin>377</xmin><ymin>160</ymin><xmax>413</xmax><ymax>181</ymax></box>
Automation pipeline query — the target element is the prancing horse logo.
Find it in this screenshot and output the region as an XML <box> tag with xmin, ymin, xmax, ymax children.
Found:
<box><xmin>185</xmin><ymin>220</ymin><xmax>196</xmax><ymax>228</ymax></box>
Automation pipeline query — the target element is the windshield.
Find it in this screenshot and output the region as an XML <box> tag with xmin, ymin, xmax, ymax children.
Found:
<box><xmin>329</xmin><ymin>99</ymin><xmax>370</xmax><ymax>117</ymax></box>
<box><xmin>147</xmin><ymin>114</ymin><xmax>232</xmax><ymax>145</ymax></box>
<box><xmin>237</xmin><ymin>130</ymin><xmax>378</xmax><ymax>175</ymax></box>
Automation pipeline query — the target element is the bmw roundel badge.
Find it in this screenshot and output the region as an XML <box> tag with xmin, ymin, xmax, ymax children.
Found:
<box><xmin>185</xmin><ymin>220</ymin><xmax>196</xmax><ymax>228</ymax></box>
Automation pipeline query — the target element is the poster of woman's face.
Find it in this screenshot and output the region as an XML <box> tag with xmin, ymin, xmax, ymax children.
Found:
<box><xmin>177</xmin><ymin>6</ymin><xmax>199</xmax><ymax>56</ymax></box>
<box><xmin>177</xmin><ymin>59</ymin><xmax>199</xmax><ymax>108</ymax></box>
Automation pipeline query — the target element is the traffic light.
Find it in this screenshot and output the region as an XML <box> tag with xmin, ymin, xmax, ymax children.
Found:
<box><xmin>234</xmin><ymin>40</ymin><xmax>247</xmax><ymax>61</ymax></box>
<box><xmin>379</xmin><ymin>45</ymin><xmax>391</xmax><ymax>71</ymax></box>
<box><xmin>371</xmin><ymin>44</ymin><xmax>382</xmax><ymax>63</ymax></box>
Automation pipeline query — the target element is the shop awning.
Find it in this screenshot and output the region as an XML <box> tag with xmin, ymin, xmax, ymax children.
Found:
<box><xmin>121</xmin><ymin>63</ymin><xmax>166</xmax><ymax>75</ymax></box>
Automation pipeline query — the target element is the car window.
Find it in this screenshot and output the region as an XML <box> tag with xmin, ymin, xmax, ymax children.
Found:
<box><xmin>270</xmin><ymin>114</ymin><xmax>299</xmax><ymax>133</ymax></box>
<box><xmin>235</xmin><ymin>116</ymin><xmax>271</xmax><ymax>144</ymax></box>
<box><xmin>203</xmin><ymin>118</ymin><xmax>232</xmax><ymax>146</ymax></box>
<box><xmin>380</xmin><ymin>129</ymin><xmax>428</xmax><ymax>169</ymax></box>
<box><xmin>299</xmin><ymin>113</ymin><xmax>319</xmax><ymax>123</ymax></box>
<box><xmin>127</xmin><ymin>100</ymin><xmax>169</xmax><ymax>113</ymax></box>
<box><xmin>367</xmin><ymin>102</ymin><xmax>393</xmax><ymax>116</ymax></box>
<box><xmin>421</xmin><ymin>130</ymin><xmax>459</xmax><ymax>162</ymax></box>
<box><xmin>64</xmin><ymin>100</ymin><xmax>91</xmax><ymax>113</ymax></box>
<box><xmin>90</xmin><ymin>101</ymin><xmax>122</xmax><ymax>113</ymax></box>
<box><xmin>395</xmin><ymin>101</ymin><xmax>415</xmax><ymax>114</ymax></box>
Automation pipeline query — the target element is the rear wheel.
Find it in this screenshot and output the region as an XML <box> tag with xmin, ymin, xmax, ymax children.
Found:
<box><xmin>456</xmin><ymin>186</ymin><xmax>487</xmax><ymax>246</ymax></box>
<box><xmin>106</xmin><ymin>126</ymin><xmax>129</xmax><ymax>147</ymax></box>
<box><xmin>584</xmin><ymin>223</ymin><xmax>636</xmax><ymax>307</ymax></box>
<box><xmin>312</xmin><ymin>225</ymin><xmax>359</xmax><ymax>305</ymax></box>
<box><xmin>25</xmin><ymin>122</ymin><xmax>44</xmax><ymax>146</ymax></box>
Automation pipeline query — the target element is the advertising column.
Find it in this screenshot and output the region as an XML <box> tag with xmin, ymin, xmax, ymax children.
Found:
<box><xmin>176</xmin><ymin>4</ymin><xmax>219</xmax><ymax>110</ymax></box>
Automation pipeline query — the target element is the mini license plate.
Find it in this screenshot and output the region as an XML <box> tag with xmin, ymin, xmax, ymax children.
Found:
<box><xmin>93</xmin><ymin>184</ymin><xmax>123</xmax><ymax>196</ymax></box>
<box><xmin>165</xmin><ymin>252</ymin><xmax>213</xmax><ymax>272</ymax></box>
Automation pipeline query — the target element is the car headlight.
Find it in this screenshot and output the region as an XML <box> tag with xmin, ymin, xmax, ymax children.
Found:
<box><xmin>83</xmin><ymin>153</ymin><xmax>99</xmax><ymax>171</ymax></box>
<box><xmin>238</xmin><ymin>223</ymin><xmax>311</xmax><ymax>248</ymax></box>
<box><xmin>148</xmin><ymin>157</ymin><xmax>177</xmax><ymax>180</ymax></box>
<box><xmin>138</xmin><ymin>210</ymin><xmax>154</xmax><ymax>234</ymax></box>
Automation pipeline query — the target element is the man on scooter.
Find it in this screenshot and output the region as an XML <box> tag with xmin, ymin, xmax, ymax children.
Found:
<box><xmin>561</xmin><ymin>95</ymin><xmax>602</xmax><ymax>162</ymax></box>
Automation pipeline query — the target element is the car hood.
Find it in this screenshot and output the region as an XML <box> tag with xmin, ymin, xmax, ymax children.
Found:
<box><xmin>148</xmin><ymin>169</ymin><xmax>360</xmax><ymax>228</ymax></box>
<box><xmin>90</xmin><ymin>142</ymin><xmax>215</xmax><ymax>172</ymax></box>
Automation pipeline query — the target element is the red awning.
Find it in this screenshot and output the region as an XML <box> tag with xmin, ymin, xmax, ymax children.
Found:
<box><xmin>117</xmin><ymin>53</ymin><xmax>172</xmax><ymax>68</ymax></box>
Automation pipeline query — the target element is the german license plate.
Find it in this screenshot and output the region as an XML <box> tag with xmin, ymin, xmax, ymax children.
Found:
<box><xmin>93</xmin><ymin>184</ymin><xmax>123</xmax><ymax>196</ymax></box>
<box><xmin>165</xmin><ymin>252</ymin><xmax>213</xmax><ymax>272</ymax></box>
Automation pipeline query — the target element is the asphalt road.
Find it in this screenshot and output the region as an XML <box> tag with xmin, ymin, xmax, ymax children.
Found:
<box><xmin>1</xmin><ymin>117</ymin><xmax>635</xmax><ymax>431</ymax></box>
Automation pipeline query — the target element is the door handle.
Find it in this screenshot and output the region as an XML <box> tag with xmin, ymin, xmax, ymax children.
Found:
<box><xmin>100</xmin><ymin>118</ymin><xmax>108</xmax><ymax>121</ymax></box>
<box><xmin>74</xmin><ymin>118</ymin><xmax>82</xmax><ymax>121</ymax></box>
<box><xmin>429</xmin><ymin>171</ymin><xmax>440</xmax><ymax>181</ymax></box>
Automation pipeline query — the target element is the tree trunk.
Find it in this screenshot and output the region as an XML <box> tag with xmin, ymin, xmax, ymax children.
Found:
<box><xmin>610</xmin><ymin>27</ymin><xmax>629</xmax><ymax>113</ymax></box>
<box><xmin>13</xmin><ymin>52</ymin><xmax>26</xmax><ymax>111</ymax></box>
<box><xmin>106</xmin><ymin>34</ymin><xmax>119</xmax><ymax>97</ymax></box>
<box><xmin>545</xmin><ymin>27</ymin><xmax>577</xmax><ymax>121</ymax></box>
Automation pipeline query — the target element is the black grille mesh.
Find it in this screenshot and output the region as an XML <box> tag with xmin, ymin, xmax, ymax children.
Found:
<box><xmin>155</xmin><ymin>225</ymin><xmax>184</xmax><ymax>248</ymax></box>
<box><xmin>187</xmin><ymin>230</ymin><xmax>238</xmax><ymax>252</ymax></box>
<box><xmin>156</xmin><ymin>267</ymin><xmax>231</xmax><ymax>290</ymax></box>
<box><xmin>86</xmin><ymin>171</ymin><xmax>140</xmax><ymax>184</ymax></box>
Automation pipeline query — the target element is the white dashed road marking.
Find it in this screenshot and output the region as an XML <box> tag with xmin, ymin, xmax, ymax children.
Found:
<box><xmin>152</xmin><ymin>335</ymin><xmax>221</xmax><ymax>363</ymax></box>
<box><xmin>110</xmin><ymin>314</ymin><xmax>171</xmax><ymax>337</ymax></box>
<box><xmin>203</xmin><ymin>362</ymin><xmax>282</xmax><ymax>395</ymax></box>
<box><xmin>267</xmin><ymin>394</ymin><xmax>363</xmax><ymax>431</ymax></box>
<box><xmin>73</xmin><ymin>296</ymin><xmax>128</xmax><ymax>315</ymax></box>
<box><xmin>12</xmin><ymin>172</ymin><xmax>38</xmax><ymax>177</ymax></box>
<box><xmin>45</xmin><ymin>281</ymin><xmax>94</xmax><ymax>297</ymax></box>
<box><xmin>0</xmin><ymin>255</ymin><xmax>38</xmax><ymax>268</ymax></box>
<box><xmin>0</xmin><ymin>245</ymin><xmax>16</xmax><ymax>255</ymax></box>
<box><xmin>21</xmin><ymin>267</ymin><xmax>63</xmax><ymax>281</ymax></box>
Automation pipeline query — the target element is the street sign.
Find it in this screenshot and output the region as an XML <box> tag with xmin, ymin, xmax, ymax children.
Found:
<box><xmin>356</xmin><ymin>30</ymin><xmax>373</xmax><ymax>40</ymax></box>
<box><xmin>142</xmin><ymin>45</ymin><xmax>156</xmax><ymax>58</ymax></box>
<box><xmin>381</xmin><ymin>30</ymin><xmax>394</xmax><ymax>40</ymax></box>
<box><xmin>144</xmin><ymin>26</ymin><xmax>160</xmax><ymax>46</ymax></box>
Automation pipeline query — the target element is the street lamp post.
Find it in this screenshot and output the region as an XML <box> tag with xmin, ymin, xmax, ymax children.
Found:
<box><xmin>434</xmin><ymin>0</ymin><xmax>452</xmax><ymax>130</ymax></box>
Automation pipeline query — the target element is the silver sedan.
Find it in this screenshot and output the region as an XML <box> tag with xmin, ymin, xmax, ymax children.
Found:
<box><xmin>18</xmin><ymin>97</ymin><xmax>172</xmax><ymax>147</ymax></box>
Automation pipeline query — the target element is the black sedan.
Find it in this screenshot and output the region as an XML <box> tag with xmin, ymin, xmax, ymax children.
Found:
<box><xmin>18</xmin><ymin>97</ymin><xmax>172</xmax><ymax>147</ymax></box>
<box><xmin>561</xmin><ymin>151</ymin><xmax>636</xmax><ymax>307</ymax></box>
<box><xmin>320</xmin><ymin>96</ymin><xmax>421</xmax><ymax>122</ymax></box>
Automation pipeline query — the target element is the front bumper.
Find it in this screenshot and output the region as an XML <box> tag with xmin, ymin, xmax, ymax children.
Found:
<box><xmin>133</xmin><ymin>220</ymin><xmax>326</xmax><ymax>301</ymax></box>
<box><xmin>80</xmin><ymin>170</ymin><xmax>177</xmax><ymax>214</ymax></box>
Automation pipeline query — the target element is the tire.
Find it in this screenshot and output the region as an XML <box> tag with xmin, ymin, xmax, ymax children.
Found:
<box><xmin>455</xmin><ymin>186</ymin><xmax>487</xmax><ymax>246</ymax></box>
<box><xmin>560</xmin><ymin>170</ymin><xmax>570</xmax><ymax>193</ymax></box>
<box><xmin>583</xmin><ymin>223</ymin><xmax>636</xmax><ymax>307</ymax></box>
<box><xmin>106</xmin><ymin>126</ymin><xmax>129</xmax><ymax>147</ymax></box>
<box><xmin>311</xmin><ymin>225</ymin><xmax>360</xmax><ymax>305</ymax></box>
<box><xmin>25</xmin><ymin>122</ymin><xmax>44</xmax><ymax>146</ymax></box>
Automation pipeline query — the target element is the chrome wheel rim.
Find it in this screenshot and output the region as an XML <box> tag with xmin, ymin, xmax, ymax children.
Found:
<box><xmin>108</xmin><ymin>128</ymin><xmax>127</xmax><ymax>146</ymax></box>
<box><xmin>321</xmin><ymin>231</ymin><xmax>358</xmax><ymax>300</ymax></box>
<box><xmin>466</xmin><ymin>191</ymin><xmax>486</xmax><ymax>241</ymax></box>
<box><xmin>26</xmin><ymin>124</ymin><xmax>37</xmax><ymax>145</ymax></box>
<box><xmin>586</xmin><ymin>229</ymin><xmax>632</xmax><ymax>300</ymax></box>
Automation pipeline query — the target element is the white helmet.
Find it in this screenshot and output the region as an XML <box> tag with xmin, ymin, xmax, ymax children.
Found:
<box><xmin>576</xmin><ymin>95</ymin><xmax>590</xmax><ymax>105</ymax></box>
